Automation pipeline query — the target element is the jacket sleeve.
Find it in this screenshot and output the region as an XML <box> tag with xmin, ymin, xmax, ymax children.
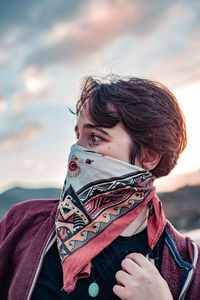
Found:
<box><xmin>0</xmin><ymin>204</ymin><xmax>20</xmax><ymax>244</ymax></box>
<box><xmin>0</xmin><ymin>205</ymin><xmax>21</xmax><ymax>297</ymax></box>
<box><xmin>1</xmin><ymin>206</ymin><xmax>14</xmax><ymax>243</ymax></box>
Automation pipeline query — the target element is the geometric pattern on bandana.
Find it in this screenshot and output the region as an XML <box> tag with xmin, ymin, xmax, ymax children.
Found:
<box><xmin>56</xmin><ymin>170</ymin><xmax>154</xmax><ymax>262</ymax></box>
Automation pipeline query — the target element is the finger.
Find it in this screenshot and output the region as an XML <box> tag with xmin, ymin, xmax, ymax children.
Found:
<box><xmin>126</xmin><ymin>253</ymin><xmax>155</xmax><ymax>271</ymax></box>
<box><xmin>113</xmin><ymin>284</ymin><xmax>125</xmax><ymax>299</ymax></box>
<box><xmin>115</xmin><ymin>269</ymin><xmax>132</xmax><ymax>287</ymax></box>
<box><xmin>121</xmin><ymin>257</ymin><xmax>141</xmax><ymax>275</ymax></box>
<box><xmin>149</xmin><ymin>258</ymin><xmax>155</xmax><ymax>266</ymax></box>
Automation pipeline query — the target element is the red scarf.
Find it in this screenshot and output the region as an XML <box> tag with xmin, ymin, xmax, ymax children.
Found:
<box><xmin>56</xmin><ymin>145</ymin><xmax>166</xmax><ymax>292</ymax></box>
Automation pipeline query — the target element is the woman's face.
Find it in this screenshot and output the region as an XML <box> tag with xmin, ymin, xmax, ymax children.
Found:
<box><xmin>75</xmin><ymin>103</ymin><xmax>141</xmax><ymax>166</ymax></box>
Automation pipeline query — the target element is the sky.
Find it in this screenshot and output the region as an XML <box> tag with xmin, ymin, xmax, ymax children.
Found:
<box><xmin>0</xmin><ymin>0</ymin><xmax>200</xmax><ymax>193</ymax></box>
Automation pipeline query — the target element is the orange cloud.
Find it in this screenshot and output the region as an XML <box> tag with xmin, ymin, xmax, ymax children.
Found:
<box><xmin>25</xmin><ymin>0</ymin><xmax>140</xmax><ymax>67</ymax></box>
<box><xmin>46</xmin><ymin>0</ymin><xmax>137</xmax><ymax>46</ymax></box>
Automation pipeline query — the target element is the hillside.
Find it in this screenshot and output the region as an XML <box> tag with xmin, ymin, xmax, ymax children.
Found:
<box><xmin>158</xmin><ymin>185</ymin><xmax>200</xmax><ymax>230</ymax></box>
<box><xmin>0</xmin><ymin>186</ymin><xmax>61</xmax><ymax>220</ymax></box>
<box><xmin>0</xmin><ymin>185</ymin><xmax>200</xmax><ymax>231</ymax></box>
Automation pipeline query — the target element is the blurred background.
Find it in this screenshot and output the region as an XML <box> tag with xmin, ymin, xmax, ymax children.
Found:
<box><xmin>0</xmin><ymin>0</ymin><xmax>200</xmax><ymax>235</ymax></box>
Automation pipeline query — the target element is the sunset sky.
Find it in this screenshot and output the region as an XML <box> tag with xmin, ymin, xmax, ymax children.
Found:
<box><xmin>0</xmin><ymin>0</ymin><xmax>200</xmax><ymax>193</ymax></box>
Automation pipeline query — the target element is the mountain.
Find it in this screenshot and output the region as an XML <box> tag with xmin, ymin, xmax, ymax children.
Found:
<box><xmin>158</xmin><ymin>185</ymin><xmax>200</xmax><ymax>230</ymax></box>
<box><xmin>0</xmin><ymin>185</ymin><xmax>200</xmax><ymax>231</ymax></box>
<box><xmin>0</xmin><ymin>186</ymin><xmax>61</xmax><ymax>220</ymax></box>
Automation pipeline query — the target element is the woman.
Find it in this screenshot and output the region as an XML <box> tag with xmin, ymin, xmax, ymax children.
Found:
<box><xmin>0</xmin><ymin>76</ymin><xmax>199</xmax><ymax>300</ymax></box>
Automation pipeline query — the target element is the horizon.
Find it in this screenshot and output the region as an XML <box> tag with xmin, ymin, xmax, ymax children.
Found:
<box><xmin>1</xmin><ymin>167</ymin><xmax>200</xmax><ymax>195</ymax></box>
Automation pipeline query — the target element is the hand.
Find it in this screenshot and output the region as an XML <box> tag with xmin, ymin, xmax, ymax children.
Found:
<box><xmin>113</xmin><ymin>253</ymin><xmax>173</xmax><ymax>300</ymax></box>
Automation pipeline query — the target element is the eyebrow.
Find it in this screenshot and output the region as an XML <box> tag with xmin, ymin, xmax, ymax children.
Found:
<box><xmin>75</xmin><ymin>123</ymin><xmax>111</xmax><ymax>137</ymax></box>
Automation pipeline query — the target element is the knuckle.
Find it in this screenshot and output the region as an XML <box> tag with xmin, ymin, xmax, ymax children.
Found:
<box><xmin>134</xmin><ymin>270</ymin><xmax>148</xmax><ymax>283</ymax></box>
<box><xmin>144</xmin><ymin>275</ymin><xmax>151</xmax><ymax>284</ymax></box>
<box><xmin>140</xmin><ymin>272</ymin><xmax>151</xmax><ymax>284</ymax></box>
<box><xmin>125</xmin><ymin>288</ymin><xmax>133</xmax><ymax>300</ymax></box>
<box><xmin>137</xmin><ymin>273</ymin><xmax>145</xmax><ymax>281</ymax></box>
<box><xmin>127</xmin><ymin>252</ymin><xmax>142</xmax><ymax>261</ymax></box>
<box><xmin>136</xmin><ymin>252</ymin><xmax>143</xmax><ymax>258</ymax></box>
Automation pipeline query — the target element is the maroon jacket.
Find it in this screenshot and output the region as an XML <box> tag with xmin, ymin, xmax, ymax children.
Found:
<box><xmin>0</xmin><ymin>198</ymin><xmax>199</xmax><ymax>300</ymax></box>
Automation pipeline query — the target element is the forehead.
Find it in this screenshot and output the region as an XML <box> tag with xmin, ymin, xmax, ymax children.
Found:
<box><xmin>75</xmin><ymin>102</ymin><xmax>93</xmax><ymax>131</ymax></box>
<box><xmin>77</xmin><ymin>102</ymin><xmax>91</xmax><ymax>121</ymax></box>
<box><xmin>76</xmin><ymin>99</ymin><xmax>119</xmax><ymax>133</ymax></box>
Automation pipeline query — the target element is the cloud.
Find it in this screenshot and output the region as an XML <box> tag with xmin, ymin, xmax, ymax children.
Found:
<box><xmin>1</xmin><ymin>0</ymin><xmax>200</xmax><ymax>113</ymax></box>
<box><xmin>23</xmin><ymin>0</ymin><xmax>140</xmax><ymax>68</ymax></box>
<box><xmin>0</xmin><ymin>98</ymin><xmax>7</xmax><ymax>112</ymax></box>
<box><xmin>23</xmin><ymin>157</ymin><xmax>46</xmax><ymax>171</ymax></box>
<box><xmin>2</xmin><ymin>0</ymin><xmax>199</xmax><ymax>80</ymax></box>
<box><xmin>150</xmin><ymin>29</ymin><xmax>200</xmax><ymax>88</ymax></box>
<box><xmin>0</xmin><ymin>0</ymin><xmax>87</xmax><ymax>70</ymax></box>
<box><xmin>0</xmin><ymin>0</ymin><xmax>86</xmax><ymax>39</ymax></box>
<box><xmin>0</xmin><ymin>48</ymin><xmax>8</xmax><ymax>66</ymax></box>
<box><xmin>110</xmin><ymin>0</ymin><xmax>200</xmax><ymax>88</ymax></box>
<box><xmin>8</xmin><ymin>65</ymin><xmax>51</xmax><ymax>114</ymax></box>
<box><xmin>0</xmin><ymin>122</ymin><xmax>41</xmax><ymax>149</ymax></box>
<box><xmin>145</xmin><ymin>1</ymin><xmax>200</xmax><ymax>88</ymax></box>
<box><xmin>20</xmin><ymin>0</ymin><xmax>199</xmax><ymax>82</ymax></box>
<box><xmin>22</xmin><ymin>65</ymin><xmax>50</xmax><ymax>94</ymax></box>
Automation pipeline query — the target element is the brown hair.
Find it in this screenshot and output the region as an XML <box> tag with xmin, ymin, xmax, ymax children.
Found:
<box><xmin>76</xmin><ymin>76</ymin><xmax>187</xmax><ymax>178</ymax></box>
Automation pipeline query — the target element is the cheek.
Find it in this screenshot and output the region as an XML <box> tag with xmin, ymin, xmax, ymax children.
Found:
<box><xmin>103</xmin><ymin>144</ymin><xmax>130</xmax><ymax>163</ymax></box>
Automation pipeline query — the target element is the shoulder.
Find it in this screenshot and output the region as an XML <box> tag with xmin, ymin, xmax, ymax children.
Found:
<box><xmin>3</xmin><ymin>198</ymin><xmax>59</xmax><ymax>221</ymax></box>
<box><xmin>0</xmin><ymin>198</ymin><xmax>59</xmax><ymax>242</ymax></box>
<box><xmin>13</xmin><ymin>197</ymin><xmax>59</xmax><ymax>213</ymax></box>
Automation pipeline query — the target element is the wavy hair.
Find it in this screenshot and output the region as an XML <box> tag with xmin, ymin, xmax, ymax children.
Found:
<box><xmin>76</xmin><ymin>76</ymin><xmax>187</xmax><ymax>178</ymax></box>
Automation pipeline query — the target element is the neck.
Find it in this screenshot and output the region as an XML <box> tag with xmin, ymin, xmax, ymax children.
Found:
<box><xmin>120</xmin><ymin>205</ymin><xmax>149</xmax><ymax>237</ymax></box>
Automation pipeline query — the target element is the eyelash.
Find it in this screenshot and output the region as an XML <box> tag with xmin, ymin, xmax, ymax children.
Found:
<box><xmin>90</xmin><ymin>134</ymin><xmax>103</xmax><ymax>144</ymax></box>
<box><xmin>76</xmin><ymin>133</ymin><xmax>104</xmax><ymax>144</ymax></box>
<box><xmin>76</xmin><ymin>132</ymin><xmax>105</xmax><ymax>147</ymax></box>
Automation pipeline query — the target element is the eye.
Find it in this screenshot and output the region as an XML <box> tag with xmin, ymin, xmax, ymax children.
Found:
<box><xmin>91</xmin><ymin>134</ymin><xmax>103</xmax><ymax>143</ymax></box>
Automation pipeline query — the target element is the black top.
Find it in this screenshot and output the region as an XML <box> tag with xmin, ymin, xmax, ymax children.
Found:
<box><xmin>32</xmin><ymin>228</ymin><xmax>164</xmax><ymax>299</ymax></box>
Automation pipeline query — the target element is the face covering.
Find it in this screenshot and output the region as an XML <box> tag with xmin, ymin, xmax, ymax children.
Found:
<box><xmin>56</xmin><ymin>144</ymin><xmax>166</xmax><ymax>292</ymax></box>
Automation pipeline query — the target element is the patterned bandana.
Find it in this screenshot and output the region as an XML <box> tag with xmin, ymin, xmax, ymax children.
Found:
<box><xmin>56</xmin><ymin>144</ymin><xmax>166</xmax><ymax>293</ymax></box>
